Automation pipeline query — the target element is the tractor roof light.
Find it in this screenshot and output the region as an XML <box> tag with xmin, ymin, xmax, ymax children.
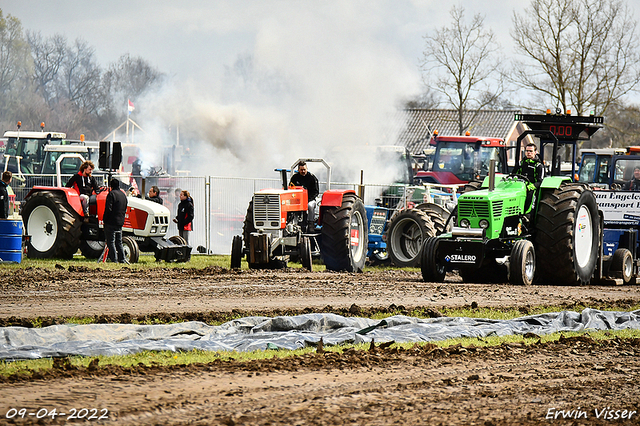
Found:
<box><xmin>566</xmin><ymin>110</ymin><xmax>572</xmax><ymax>115</ymax></box>
<box><xmin>40</xmin><ymin>122</ymin><xmax>45</xmax><ymax>130</ymax></box>
<box><xmin>546</xmin><ymin>109</ymin><xmax>551</xmax><ymax>115</ymax></box>
<box><xmin>17</xmin><ymin>121</ymin><xmax>21</xmax><ymax>129</ymax></box>
<box><xmin>465</xmin><ymin>131</ymin><xmax>471</xmax><ymax>136</ymax></box>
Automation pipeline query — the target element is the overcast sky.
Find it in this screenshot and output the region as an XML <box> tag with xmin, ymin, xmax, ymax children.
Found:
<box><xmin>3</xmin><ymin>1</ymin><xmax>639</xmax><ymax>179</ymax></box>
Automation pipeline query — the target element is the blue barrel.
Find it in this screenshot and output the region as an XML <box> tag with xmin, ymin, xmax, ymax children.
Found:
<box><xmin>0</xmin><ymin>220</ymin><xmax>23</xmax><ymax>263</ymax></box>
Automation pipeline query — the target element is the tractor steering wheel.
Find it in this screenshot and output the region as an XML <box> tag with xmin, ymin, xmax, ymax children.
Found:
<box><xmin>507</xmin><ymin>173</ymin><xmax>532</xmax><ymax>184</ymax></box>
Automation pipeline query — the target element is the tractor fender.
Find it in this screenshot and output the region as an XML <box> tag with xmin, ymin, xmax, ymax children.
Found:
<box><xmin>540</xmin><ymin>175</ymin><xmax>571</xmax><ymax>189</ymax></box>
<box><xmin>318</xmin><ymin>189</ymin><xmax>357</xmax><ymax>224</ymax></box>
<box><xmin>25</xmin><ymin>186</ymin><xmax>84</xmax><ymax>217</ymax></box>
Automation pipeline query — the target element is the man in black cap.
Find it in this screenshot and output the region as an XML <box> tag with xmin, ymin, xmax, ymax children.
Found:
<box><xmin>103</xmin><ymin>178</ymin><xmax>128</xmax><ymax>263</ymax></box>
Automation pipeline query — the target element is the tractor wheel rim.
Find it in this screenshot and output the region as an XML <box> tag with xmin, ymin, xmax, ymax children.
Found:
<box><xmin>575</xmin><ymin>204</ymin><xmax>593</xmax><ymax>268</ymax></box>
<box><xmin>524</xmin><ymin>246</ymin><xmax>535</xmax><ymax>281</ymax></box>
<box><xmin>391</xmin><ymin>217</ymin><xmax>422</xmax><ymax>262</ymax></box>
<box><xmin>350</xmin><ymin>210</ymin><xmax>364</xmax><ymax>262</ymax></box>
<box><xmin>29</xmin><ymin>205</ymin><xmax>57</xmax><ymax>252</ymax></box>
<box><xmin>623</xmin><ymin>254</ymin><xmax>633</xmax><ymax>279</ymax></box>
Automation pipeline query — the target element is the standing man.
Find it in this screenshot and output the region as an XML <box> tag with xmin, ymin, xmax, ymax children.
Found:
<box><xmin>135</xmin><ymin>185</ymin><xmax>163</xmax><ymax>204</ymax></box>
<box><xmin>0</xmin><ymin>171</ymin><xmax>12</xmax><ymax>219</ymax></box>
<box><xmin>513</xmin><ymin>142</ymin><xmax>545</xmax><ymax>213</ymax></box>
<box><xmin>66</xmin><ymin>161</ymin><xmax>100</xmax><ymax>217</ymax></box>
<box><xmin>103</xmin><ymin>178</ymin><xmax>128</xmax><ymax>263</ymax></box>
<box><xmin>289</xmin><ymin>161</ymin><xmax>319</xmax><ymax>231</ymax></box>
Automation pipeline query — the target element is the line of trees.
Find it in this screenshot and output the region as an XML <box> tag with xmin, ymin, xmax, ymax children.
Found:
<box><xmin>0</xmin><ymin>9</ymin><xmax>162</xmax><ymax>139</ymax></box>
<box><xmin>417</xmin><ymin>0</ymin><xmax>640</xmax><ymax>147</ymax></box>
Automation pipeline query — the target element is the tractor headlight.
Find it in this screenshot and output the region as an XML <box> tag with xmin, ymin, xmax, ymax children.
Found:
<box><xmin>151</xmin><ymin>226</ymin><xmax>158</xmax><ymax>234</ymax></box>
<box><xmin>460</xmin><ymin>218</ymin><xmax>471</xmax><ymax>228</ymax></box>
<box><xmin>479</xmin><ymin>219</ymin><xmax>490</xmax><ymax>229</ymax></box>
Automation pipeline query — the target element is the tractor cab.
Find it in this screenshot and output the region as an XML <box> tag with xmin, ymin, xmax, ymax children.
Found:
<box><xmin>415</xmin><ymin>134</ymin><xmax>509</xmax><ymax>185</ymax></box>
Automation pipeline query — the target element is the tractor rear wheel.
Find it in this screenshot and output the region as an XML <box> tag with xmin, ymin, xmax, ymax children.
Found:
<box><xmin>534</xmin><ymin>183</ymin><xmax>599</xmax><ymax>285</ymax></box>
<box><xmin>122</xmin><ymin>236</ymin><xmax>140</xmax><ymax>263</ymax></box>
<box><xmin>22</xmin><ymin>191</ymin><xmax>82</xmax><ymax>259</ymax></box>
<box><xmin>320</xmin><ymin>193</ymin><xmax>368</xmax><ymax>272</ymax></box>
<box><xmin>386</xmin><ymin>208</ymin><xmax>436</xmax><ymax>267</ymax></box>
<box><xmin>420</xmin><ymin>237</ymin><xmax>446</xmax><ymax>282</ymax></box>
<box><xmin>242</xmin><ymin>200</ymin><xmax>256</xmax><ymax>251</ymax></box>
<box><xmin>415</xmin><ymin>203</ymin><xmax>450</xmax><ymax>235</ymax></box>
<box><xmin>509</xmin><ymin>240</ymin><xmax>535</xmax><ymax>286</ymax></box>
<box><xmin>230</xmin><ymin>235</ymin><xmax>243</xmax><ymax>269</ymax></box>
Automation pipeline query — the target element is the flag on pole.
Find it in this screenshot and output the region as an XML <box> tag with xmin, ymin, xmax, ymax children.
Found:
<box><xmin>128</xmin><ymin>99</ymin><xmax>135</xmax><ymax>114</ymax></box>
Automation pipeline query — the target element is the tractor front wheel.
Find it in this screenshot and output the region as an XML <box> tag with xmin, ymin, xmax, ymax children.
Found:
<box><xmin>610</xmin><ymin>248</ymin><xmax>635</xmax><ymax>285</ymax></box>
<box><xmin>421</xmin><ymin>237</ymin><xmax>446</xmax><ymax>282</ymax></box>
<box><xmin>230</xmin><ymin>235</ymin><xmax>243</xmax><ymax>269</ymax></box>
<box><xmin>509</xmin><ymin>240</ymin><xmax>535</xmax><ymax>286</ymax></box>
<box><xmin>122</xmin><ymin>236</ymin><xmax>140</xmax><ymax>263</ymax></box>
<box><xmin>320</xmin><ymin>193</ymin><xmax>368</xmax><ymax>272</ymax></box>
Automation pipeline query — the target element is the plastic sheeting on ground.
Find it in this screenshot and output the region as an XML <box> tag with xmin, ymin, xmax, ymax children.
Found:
<box><xmin>0</xmin><ymin>308</ymin><xmax>638</xmax><ymax>360</ymax></box>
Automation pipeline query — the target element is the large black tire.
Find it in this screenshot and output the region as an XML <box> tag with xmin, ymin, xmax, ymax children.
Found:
<box><xmin>300</xmin><ymin>236</ymin><xmax>312</xmax><ymax>271</ymax></box>
<box><xmin>509</xmin><ymin>240</ymin><xmax>535</xmax><ymax>286</ymax></box>
<box><xmin>320</xmin><ymin>193</ymin><xmax>368</xmax><ymax>272</ymax></box>
<box><xmin>230</xmin><ymin>235</ymin><xmax>243</xmax><ymax>269</ymax></box>
<box><xmin>421</xmin><ymin>237</ymin><xmax>446</xmax><ymax>282</ymax></box>
<box><xmin>610</xmin><ymin>248</ymin><xmax>635</xmax><ymax>285</ymax></box>
<box><xmin>122</xmin><ymin>236</ymin><xmax>140</xmax><ymax>263</ymax></box>
<box><xmin>415</xmin><ymin>203</ymin><xmax>450</xmax><ymax>235</ymax></box>
<box><xmin>242</xmin><ymin>200</ymin><xmax>256</xmax><ymax>251</ymax></box>
<box><xmin>534</xmin><ymin>183</ymin><xmax>599</xmax><ymax>286</ymax></box>
<box><xmin>80</xmin><ymin>240</ymin><xmax>105</xmax><ymax>259</ymax></box>
<box><xmin>22</xmin><ymin>191</ymin><xmax>82</xmax><ymax>259</ymax></box>
<box><xmin>386</xmin><ymin>208</ymin><xmax>436</xmax><ymax>267</ymax></box>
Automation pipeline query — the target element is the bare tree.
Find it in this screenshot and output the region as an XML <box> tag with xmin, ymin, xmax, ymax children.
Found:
<box><xmin>103</xmin><ymin>54</ymin><xmax>162</xmax><ymax>113</ymax></box>
<box><xmin>0</xmin><ymin>9</ymin><xmax>32</xmax><ymax>128</ymax></box>
<box><xmin>512</xmin><ymin>0</ymin><xmax>640</xmax><ymax>115</ymax></box>
<box><xmin>27</xmin><ymin>31</ymin><xmax>66</xmax><ymax>106</ymax></box>
<box><xmin>420</xmin><ymin>5</ymin><xmax>503</xmax><ymax>135</ymax></box>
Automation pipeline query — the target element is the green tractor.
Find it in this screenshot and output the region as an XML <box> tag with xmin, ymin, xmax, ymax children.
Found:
<box><xmin>421</xmin><ymin>111</ymin><xmax>604</xmax><ymax>286</ymax></box>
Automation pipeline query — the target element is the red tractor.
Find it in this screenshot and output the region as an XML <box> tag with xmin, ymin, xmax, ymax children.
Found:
<box><xmin>20</xmin><ymin>151</ymin><xmax>190</xmax><ymax>263</ymax></box>
<box><xmin>231</xmin><ymin>159</ymin><xmax>368</xmax><ymax>272</ymax></box>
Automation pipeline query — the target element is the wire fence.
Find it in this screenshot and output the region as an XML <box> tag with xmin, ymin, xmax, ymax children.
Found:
<box><xmin>11</xmin><ymin>174</ymin><xmax>458</xmax><ymax>255</ymax></box>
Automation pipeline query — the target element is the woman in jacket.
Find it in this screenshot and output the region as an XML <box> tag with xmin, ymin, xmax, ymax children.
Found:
<box><xmin>174</xmin><ymin>190</ymin><xmax>194</xmax><ymax>244</ymax></box>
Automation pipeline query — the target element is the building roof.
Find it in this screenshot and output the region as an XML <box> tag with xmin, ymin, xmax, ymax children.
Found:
<box><xmin>395</xmin><ymin>109</ymin><xmax>521</xmax><ymax>154</ymax></box>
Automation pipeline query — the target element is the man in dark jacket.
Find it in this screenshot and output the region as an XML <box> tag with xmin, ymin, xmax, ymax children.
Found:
<box><xmin>66</xmin><ymin>161</ymin><xmax>100</xmax><ymax>217</ymax></box>
<box><xmin>103</xmin><ymin>178</ymin><xmax>128</xmax><ymax>263</ymax></box>
<box><xmin>513</xmin><ymin>143</ymin><xmax>545</xmax><ymax>213</ymax></box>
<box><xmin>289</xmin><ymin>161</ymin><xmax>320</xmax><ymax>231</ymax></box>
<box><xmin>0</xmin><ymin>171</ymin><xmax>12</xmax><ymax>219</ymax></box>
<box><xmin>136</xmin><ymin>185</ymin><xmax>163</xmax><ymax>204</ymax></box>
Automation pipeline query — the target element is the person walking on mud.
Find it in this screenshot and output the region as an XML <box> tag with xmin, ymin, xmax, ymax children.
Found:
<box><xmin>174</xmin><ymin>190</ymin><xmax>194</xmax><ymax>245</ymax></box>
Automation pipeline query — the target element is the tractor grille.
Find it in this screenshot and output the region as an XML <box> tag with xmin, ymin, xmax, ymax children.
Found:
<box><xmin>492</xmin><ymin>201</ymin><xmax>503</xmax><ymax>219</ymax></box>
<box><xmin>253</xmin><ymin>194</ymin><xmax>281</xmax><ymax>229</ymax></box>
<box><xmin>458</xmin><ymin>199</ymin><xmax>490</xmax><ymax>218</ymax></box>
<box><xmin>504</xmin><ymin>205</ymin><xmax>520</xmax><ymax>217</ymax></box>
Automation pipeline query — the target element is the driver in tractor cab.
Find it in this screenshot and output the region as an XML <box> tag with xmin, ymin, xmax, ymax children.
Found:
<box><xmin>65</xmin><ymin>160</ymin><xmax>100</xmax><ymax>218</ymax></box>
<box><xmin>513</xmin><ymin>142</ymin><xmax>544</xmax><ymax>213</ymax></box>
<box><xmin>289</xmin><ymin>161</ymin><xmax>319</xmax><ymax>232</ymax></box>
<box><xmin>623</xmin><ymin>166</ymin><xmax>640</xmax><ymax>191</ymax></box>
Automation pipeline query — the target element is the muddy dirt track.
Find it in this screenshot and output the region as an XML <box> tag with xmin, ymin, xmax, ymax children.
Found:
<box><xmin>1</xmin><ymin>265</ymin><xmax>640</xmax><ymax>425</ymax></box>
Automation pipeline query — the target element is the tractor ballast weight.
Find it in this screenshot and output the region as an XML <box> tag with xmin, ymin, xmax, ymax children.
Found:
<box><xmin>231</xmin><ymin>159</ymin><xmax>368</xmax><ymax>272</ymax></box>
<box><xmin>421</xmin><ymin>111</ymin><xmax>604</xmax><ymax>286</ymax></box>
